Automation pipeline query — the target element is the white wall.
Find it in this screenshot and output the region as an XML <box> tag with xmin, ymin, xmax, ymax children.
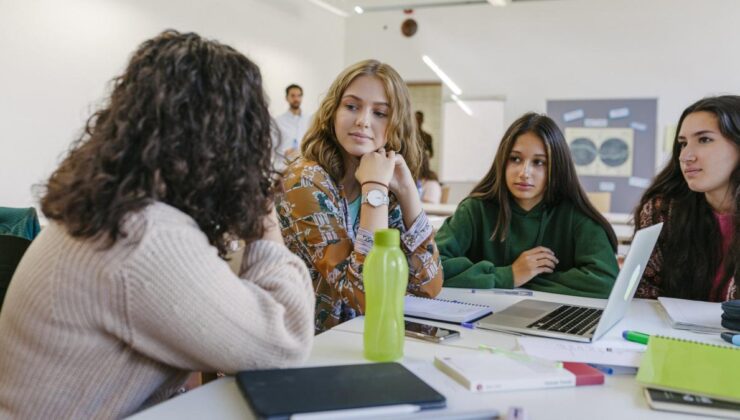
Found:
<box><xmin>343</xmin><ymin>0</ymin><xmax>740</xmax><ymax>174</ymax></box>
<box><xmin>0</xmin><ymin>0</ymin><xmax>345</xmax><ymax>209</ymax></box>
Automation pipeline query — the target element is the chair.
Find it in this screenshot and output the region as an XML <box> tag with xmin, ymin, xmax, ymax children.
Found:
<box><xmin>440</xmin><ymin>185</ymin><xmax>451</xmax><ymax>204</ymax></box>
<box><xmin>0</xmin><ymin>235</ymin><xmax>31</xmax><ymax>311</ymax></box>
<box><xmin>586</xmin><ymin>192</ymin><xmax>611</xmax><ymax>214</ymax></box>
<box><xmin>0</xmin><ymin>207</ymin><xmax>41</xmax><ymax>240</ymax></box>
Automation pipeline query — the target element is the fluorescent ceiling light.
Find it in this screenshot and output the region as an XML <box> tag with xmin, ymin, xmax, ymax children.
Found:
<box><xmin>487</xmin><ymin>0</ymin><xmax>510</xmax><ymax>6</ymax></box>
<box><xmin>307</xmin><ymin>0</ymin><xmax>349</xmax><ymax>17</ymax></box>
<box><xmin>421</xmin><ymin>55</ymin><xmax>462</xmax><ymax>96</ymax></box>
<box><xmin>354</xmin><ymin>6</ymin><xmax>364</xmax><ymax>14</ymax></box>
<box><xmin>451</xmin><ymin>94</ymin><xmax>473</xmax><ymax>116</ymax></box>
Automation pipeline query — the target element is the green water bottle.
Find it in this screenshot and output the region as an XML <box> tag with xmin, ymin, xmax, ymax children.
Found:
<box><xmin>363</xmin><ymin>228</ymin><xmax>408</xmax><ymax>361</ymax></box>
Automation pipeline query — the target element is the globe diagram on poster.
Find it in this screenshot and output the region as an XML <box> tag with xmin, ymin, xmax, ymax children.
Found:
<box><xmin>565</xmin><ymin>127</ymin><xmax>634</xmax><ymax>177</ymax></box>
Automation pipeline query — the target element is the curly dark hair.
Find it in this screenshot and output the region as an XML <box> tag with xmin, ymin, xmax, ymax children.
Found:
<box><xmin>41</xmin><ymin>30</ymin><xmax>275</xmax><ymax>257</ymax></box>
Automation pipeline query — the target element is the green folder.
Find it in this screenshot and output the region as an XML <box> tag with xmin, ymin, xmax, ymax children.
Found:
<box><xmin>637</xmin><ymin>335</ymin><xmax>740</xmax><ymax>403</ymax></box>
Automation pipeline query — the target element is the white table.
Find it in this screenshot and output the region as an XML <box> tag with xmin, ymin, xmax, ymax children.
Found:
<box><xmin>603</xmin><ymin>212</ymin><xmax>632</xmax><ymax>225</ymax></box>
<box><xmin>423</xmin><ymin>204</ymin><xmax>630</xmax><ymax>225</ymax></box>
<box><xmin>130</xmin><ymin>289</ymin><xmax>719</xmax><ymax>419</ymax></box>
<box><xmin>612</xmin><ymin>223</ymin><xmax>633</xmax><ymax>244</ymax></box>
<box><xmin>422</xmin><ymin>202</ymin><xmax>458</xmax><ymax>216</ymax></box>
<box><xmin>429</xmin><ymin>215</ymin><xmax>447</xmax><ymax>230</ymax></box>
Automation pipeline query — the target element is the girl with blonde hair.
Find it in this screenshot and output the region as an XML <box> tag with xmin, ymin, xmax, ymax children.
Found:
<box><xmin>277</xmin><ymin>59</ymin><xmax>443</xmax><ymax>333</ymax></box>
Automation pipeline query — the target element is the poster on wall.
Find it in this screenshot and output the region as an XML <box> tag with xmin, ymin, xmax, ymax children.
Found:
<box><xmin>565</xmin><ymin>127</ymin><xmax>634</xmax><ymax>177</ymax></box>
<box><xmin>546</xmin><ymin>98</ymin><xmax>657</xmax><ymax>214</ymax></box>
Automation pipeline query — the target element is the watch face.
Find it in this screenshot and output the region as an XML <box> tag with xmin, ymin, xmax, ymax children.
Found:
<box><xmin>367</xmin><ymin>189</ymin><xmax>385</xmax><ymax>206</ymax></box>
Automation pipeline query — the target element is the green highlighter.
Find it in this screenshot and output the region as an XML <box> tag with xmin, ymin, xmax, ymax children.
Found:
<box><xmin>622</xmin><ymin>330</ymin><xmax>650</xmax><ymax>345</ymax></box>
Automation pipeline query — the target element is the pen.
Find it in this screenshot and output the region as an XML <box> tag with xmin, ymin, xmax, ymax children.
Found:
<box><xmin>622</xmin><ymin>330</ymin><xmax>650</xmax><ymax>345</ymax></box>
<box><xmin>478</xmin><ymin>344</ymin><xmax>563</xmax><ymax>369</ymax></box>
<box><xmin>721</xmin><ymin>332</ymin><xmax>740</xmax><ymax>346</ymax></box>
<box><xmin>461</xmin><ymin>322</ymin><xmax>476</xmax><ymax>329</ymax></box>
<box><xmin>471</xmin><ymin>289</ymin><xmax>534</xmax><ymax>296</ymax></box>
<box><xmin>495</xmin><ymin>290</ymin><xmax>533</xmax><ymax>296</ymax></box>
<box><xmin>393</xmin><ymin>408</ymin><xmax>500</xmax><ymax>419</ymax></box>
<box><xmin>588</xmin><ymin>363</ymin><xmax>614</xmax><ymax>375</ymax></box>
<box><xmin>291</xmin><ymin>404</ymin><xmax>420</xmax><ymax>419</ymax></box>
<box><xmin>507</xmin><ymin>406</ymin><xmax>527</xmax><ymax>420</ymax></box>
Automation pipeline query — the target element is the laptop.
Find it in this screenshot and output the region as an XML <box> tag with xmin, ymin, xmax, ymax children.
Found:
<box><xmin>236</xmin><ymin>362</ymin><xmax>446</xmax><ymax>419</ymax></box>
<box><xmin>476</xmin><ymin>223</ymin><xmax>662</xmax><ymax>343</ymax></box>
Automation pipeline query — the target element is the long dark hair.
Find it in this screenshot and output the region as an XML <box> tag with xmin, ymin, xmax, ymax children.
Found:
<box><xmin>41</xmin><ymin>30</ymin><xmax>275</xmax><ymax>257</ymax></box>
<box><xmin>634</xmin><ymin>96</ymin><xmax>740</xmax><ymax>300</ymax></box>
<box><xmin>471</xmin><ymin>112</ymin><xmax>617</xmax><ymax>250</ymax></box>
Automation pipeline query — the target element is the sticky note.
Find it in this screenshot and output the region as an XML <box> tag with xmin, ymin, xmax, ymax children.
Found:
<box><xmin>609</xmin><ymin>107</ymin><xmax>630</xmax><ymax>119</ymax></box>
<box><xmin>563</xmin><ymin>109</ymin><xmax>585</xmax><ymax>122</ymax></box>
<box><xmin>628</xmin><ymin>177</ymin><xmax>650</xmax><ymax>188</ymax></box>
<box><xmin>584</xmin><ymin>118</ymin><xmax>608</xmax><ymax>128</ymax></box>
<box><xmin>599</xmin><ymin>182</ymin><xmax>616</xmax><ymax>192</ymax></box>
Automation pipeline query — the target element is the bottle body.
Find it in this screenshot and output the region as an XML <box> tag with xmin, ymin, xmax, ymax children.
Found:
<box><xmin>363</xmin><ymin>229</ymin><xmax>409</xmax><ymax>361</ymax></box>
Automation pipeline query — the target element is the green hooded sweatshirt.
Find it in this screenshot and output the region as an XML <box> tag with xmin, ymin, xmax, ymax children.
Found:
<box><xmin>436</xmin><ymin>197</ymin><xmax>618</xmax><ymax>298</ymax></box>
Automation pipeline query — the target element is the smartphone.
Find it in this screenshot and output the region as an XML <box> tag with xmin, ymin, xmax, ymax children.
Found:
<box><xmin>404</xmin><ymin>320</ymin><xmax>460</xmax><ymax>343</ymax></box>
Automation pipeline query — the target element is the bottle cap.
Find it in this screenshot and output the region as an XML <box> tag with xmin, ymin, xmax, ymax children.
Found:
<box><xmin>374</xmin><ymin>228</ymin><xmax>400</xmax><ymax>247</ymax></box>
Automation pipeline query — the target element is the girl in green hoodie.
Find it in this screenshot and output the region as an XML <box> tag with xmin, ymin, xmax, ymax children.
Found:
<box><xmin>436</xmin><ymin>113</ymin><xmax>619</xmax><ymax>298</ymax></box>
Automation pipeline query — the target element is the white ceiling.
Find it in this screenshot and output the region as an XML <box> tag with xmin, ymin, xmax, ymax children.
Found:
<box><xmin>319</xmin><ymin>0</ymin><xmax>552</xmax><ymax>14</ymax></box>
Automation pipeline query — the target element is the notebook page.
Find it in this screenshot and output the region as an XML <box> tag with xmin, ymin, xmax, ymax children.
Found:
<box><xmin>404</xmin><ymin>296</ymin><xmax>491</xmax><ymax>323</ymax></box>
<box><xmin>657</xmin><ymin>297</ymin><xmax>724</xmax><ymax>332</ymax></box>
<box><xmin>517</xmin><ymin>336</ymin><xmax>645</xmax><ymax>367</ymax></box>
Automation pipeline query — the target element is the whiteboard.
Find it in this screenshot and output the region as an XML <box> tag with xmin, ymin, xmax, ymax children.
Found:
<box><xmin>439</xmin><ymin>99</ymin><xmax>505</xmax><ymax>182</ymax></box>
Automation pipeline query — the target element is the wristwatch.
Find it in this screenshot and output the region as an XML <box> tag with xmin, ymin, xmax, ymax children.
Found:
<box><xmin>361</xmin><ymin>189</ymin><xmax>390</xmax><ymax>207</ymax></box>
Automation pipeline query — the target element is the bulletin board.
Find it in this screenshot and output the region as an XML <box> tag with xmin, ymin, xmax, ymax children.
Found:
<box><xmin>546</xmin><ymin>99</ymin><xmax>657</xmax><ymax>213</ymax></box>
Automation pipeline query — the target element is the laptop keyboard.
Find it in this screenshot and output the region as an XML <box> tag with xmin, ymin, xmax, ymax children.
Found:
<box><xmin>527</xmin><ymin>305</ymin><xmax>603</xmax><ymax>336</ymax></box>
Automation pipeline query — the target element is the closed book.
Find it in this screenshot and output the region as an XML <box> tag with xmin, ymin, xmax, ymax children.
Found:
<box><xmin>657</xmin><ymin>297</ymin><xmax>725</xmax><ymax>333</ymax></box>
<box><xmin>644</xmin><ymin>388</ymin><xmax>740</xmax><ymax>419</ymax></box>
<box><xmin>236</xmin><ymin>363</ymin><xmax>446</xmax><ymax>419</ymax></box>
<box><xmin>434</xmin><ymin>353</ymin><xmax>602</xmax><ymax>393</ymax></box>
<box><xmin>562</xmin><ymin>362</ymin><xmax>605</xmax><ymax>386</ymax></box>
<box><xmin>636</xmin><ymin>336</ymin><xmax>740</xmax><ymax>403</ymax></box>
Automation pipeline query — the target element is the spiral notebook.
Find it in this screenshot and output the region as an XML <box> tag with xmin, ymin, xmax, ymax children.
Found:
<box><xmin>636</xmin><ymin>335</ymin><xmax>740</xmax><ymax>403</ymax></box>
<box><xmin>404</xmin><ymin>296</ymin><xmax>492</xmax><ymax>323</ymax></box>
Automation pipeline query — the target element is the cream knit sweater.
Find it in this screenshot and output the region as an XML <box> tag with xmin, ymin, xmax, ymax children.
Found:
<box><xmin>0</xmin><ymin>203</ymin><xmax>315</xmax><ymax>418</ymax></box>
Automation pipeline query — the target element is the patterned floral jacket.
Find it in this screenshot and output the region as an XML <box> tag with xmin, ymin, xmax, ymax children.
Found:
<box><xmin>276</xmin><ymin>159</ymin><xmax>443</xmax><ymax>333</ymax></box>
<box><xmin>635</xmin><ymin>197</ymin><xmax>736</xmax><ymax>301</ymax></box>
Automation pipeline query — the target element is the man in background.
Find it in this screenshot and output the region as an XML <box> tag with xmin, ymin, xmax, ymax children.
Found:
<box><xmin>415</xmin><ymin>111</ymin><xmax>434</xmax><ymax>158</ymax></box>
<box><xmin>274</xmin><ymin>84</ymin><xmax>311</xmax><ymax>170</ymax></box>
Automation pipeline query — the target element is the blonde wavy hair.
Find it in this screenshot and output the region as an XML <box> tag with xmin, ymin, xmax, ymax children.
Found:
<box><xmin>301</xmin><ymin>59</ymin><xmax>423</xmax><ymax>182</ymax></box>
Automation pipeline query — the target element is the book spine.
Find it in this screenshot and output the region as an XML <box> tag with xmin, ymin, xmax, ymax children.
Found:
<box><xmin>433</xmin><ymin>358</ymin><xmax>478</xmax><ymax>391</ymax></box>
<box><xmin>474</xmin><ymin>375</ymin><xmax>576</xmax><ymax>392</ymax></box>
<box><xmin>563</xmin><ymin>362</ymin><xmax>606</xmax><ymax>386</ymax></box>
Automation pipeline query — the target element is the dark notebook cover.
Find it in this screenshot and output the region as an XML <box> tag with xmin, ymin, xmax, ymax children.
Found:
<box><xmin>236</xmin><ymin>362</ymin><xmax>446</xmax><ymax>420</ymax></box>
<box><xmin>645</xmin><ymin>388</ymin><xmax>740</xmax><ymax>418</ymax></box>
